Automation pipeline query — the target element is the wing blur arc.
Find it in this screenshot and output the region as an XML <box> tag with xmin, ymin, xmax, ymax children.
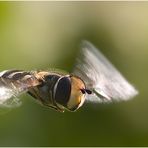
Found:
<box><xmin>0</xmin><ymin>70</ymin><xmax>40</xmax><ymax>108</ymax></box>
<box><xmin>73</xmin><ymin>41</ymin><xmax>138</xmax><ymax>103</ymax></box>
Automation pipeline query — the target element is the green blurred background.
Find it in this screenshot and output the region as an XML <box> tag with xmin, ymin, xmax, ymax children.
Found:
<box><xmin>0</xmin><ymin>1</ymin><xmax>147</xmax><ymax>146</ymax></box>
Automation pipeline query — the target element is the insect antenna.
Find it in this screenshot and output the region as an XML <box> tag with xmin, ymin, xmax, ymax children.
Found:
<box><xmin>80</xmin><ymin>89</ymin><xmax>92</xmax><ymax>94</ymax></box>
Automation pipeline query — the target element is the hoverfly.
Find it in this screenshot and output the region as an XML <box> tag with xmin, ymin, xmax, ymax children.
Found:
<box><xmin>0</xmin><ymin>41</ymin><xmax>138</xmax><ymax>112</ymax></box>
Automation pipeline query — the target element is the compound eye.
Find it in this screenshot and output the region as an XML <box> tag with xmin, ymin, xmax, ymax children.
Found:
<box><xmin>54</xmin><ymin>76</ymin><xmax>71</xmax><ymax>106</ymax></box>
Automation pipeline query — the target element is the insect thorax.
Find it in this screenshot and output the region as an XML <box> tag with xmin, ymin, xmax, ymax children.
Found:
<box><xmin>28</xmin><ymin>73</ymin><xmax>61</xmax><ymax>110</ymax></box>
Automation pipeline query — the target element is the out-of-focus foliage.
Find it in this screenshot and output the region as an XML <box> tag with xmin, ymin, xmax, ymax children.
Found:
<box><xmin>0</xmin><ymin>2</ymin><xmax>147</xmax><ymax>146</ymax></box>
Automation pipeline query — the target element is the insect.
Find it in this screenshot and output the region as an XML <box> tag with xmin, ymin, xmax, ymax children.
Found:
<box><xmin>0</xmin><ymin>41</ymin><xmax>138</xmax><ymax>112</ymax></box>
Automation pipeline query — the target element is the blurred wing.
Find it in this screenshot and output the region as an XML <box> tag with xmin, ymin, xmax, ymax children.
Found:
<box><xmin>73</xmin><ymin>41</ymin><xmax>138</xmax><ymax>103</ymax></box>
<box><xmin>0</xmin><ymin>70</ymin><xmax>40</xmax><ymax>108</ymax></box>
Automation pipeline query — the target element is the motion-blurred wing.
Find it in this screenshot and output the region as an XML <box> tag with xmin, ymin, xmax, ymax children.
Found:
<box><xmin>73</xmin><ymin>41</ymin><xmax>138</xmax><ymax>103</ymax></box>
<box><xmin>0</xmin><ymin>70</ymin><xmax>40</xmax><ymax>108</ymax></box>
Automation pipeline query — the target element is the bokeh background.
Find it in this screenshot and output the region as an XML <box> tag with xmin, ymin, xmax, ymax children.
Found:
<box><xmin>0</xmin><ymin>1</ymin><xmax>147</xmax><ymax>146</ymax></box>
